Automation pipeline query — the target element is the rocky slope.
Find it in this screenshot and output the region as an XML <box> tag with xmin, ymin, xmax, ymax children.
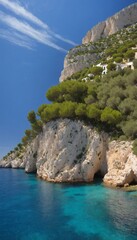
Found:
<box><xmin>1</xmin><ymin>119</ymin><xmax>137</xmax><ymax>187</ymax></box>
<box><xmin>59</xmin><ymin>45</ymin><xmax>101</xmax><ymax>82</ymax></box>
<box><xmin>59</xmin><ymin>4</ymin><xmax>137</xmax><ymax>82</ymax></box>
<box><xmin>83</xmin><ymin>3</ymin><xmax>137</xmax><ymax>44</ymax></box>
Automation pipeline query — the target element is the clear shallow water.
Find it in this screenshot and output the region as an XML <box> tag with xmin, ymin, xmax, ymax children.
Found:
<box><xmin>0</xmin><ymin>169</ymin><xmax>137</xmax><ymax>240</ymax></box>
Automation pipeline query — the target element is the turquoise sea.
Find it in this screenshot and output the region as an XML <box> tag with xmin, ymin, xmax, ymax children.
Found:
<box><xmin>0</xmin><ymin>169</ymin><xmax>137</xmax><ymax>240</ymax></box>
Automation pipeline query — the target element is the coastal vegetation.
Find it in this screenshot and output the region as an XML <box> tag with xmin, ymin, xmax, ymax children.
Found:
<box><xmin>22</xmin><ymin>69</ymin><xmax>137</xmax><ymax>149</ymax></box>
<box><xmin>67</xmin><ymin>23</ymin><xmax>137</xmax><ymax>67</ymax></box>
<box><xmin>3</xmin><ymin>23</ymin><xmax>137</xmax><ymax>157</ymax></box>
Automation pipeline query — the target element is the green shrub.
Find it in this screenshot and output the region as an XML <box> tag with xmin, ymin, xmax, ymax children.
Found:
<box><xmin>59</xmin><ymin>102</ymin><xmax>77</xmax><ymax>118</ymax></box>
<box><xmin>124</xmin><ymin>50</ymin><xmax>135</xmax><ymax>60</ymax></box>
<box><xmin>133</xmin><ymin>139</ymin><xmax>137</xmax><ymax>155</ymax></box>
<box><xmin>105</xmin><ymin>49</ymin><xmax>116</xmax><ymax>56</ymax></box>
<box><xmin>107</xmin><ymin>63</ymin><xmax>116</xmax><ymax>71</ymax></box>
<box><xmin>117</xmin><ymin>46</ymin><xmax>128</xmax><ymax>53</ymax></box>
<box><xmin>90</xmin><ymin>66</ymin><xmax>103</xmax><ymax>76</ymax></box>
<box><xmin>113</xmin><ymin>53</ymin><xmax>123</xmax><ymax>59</ymax></box>
<box><xmin>41</xmin><ymin>103</ymin><xmax>60</xmax><ymax>122</ymax></box>
<box><xmin>37</xmin><ymin>104</ymin><xmax>48</xmax><ymax>116</ymax></box>
<box><xmin>75</xmin><ymin>103</ymin><xmax>86</xmax><ymax>118</ymax></box>
<box><xmin>122</xmin><ymin>120</ymin><xmax>137</xmax><ymax>139</ymax></box>
<box><xmin>46</xmin><ymin>81</ymin><xmax>88</xmax><ymax>103</ymax></box>
<box><xmin>22</xmin><ymin>136</ymin><xmax>29</xmax><ymax>145</ymax></box>
<box><xmin>114</xmin><ymin>57</ymin><xmax>123</xmax><ymax>63</ymax></box>
<box><xmin>86</xmin><ymin>104</ymin><xmax>101</xmax><ymax>120</ymax></box>
<box><xmin>27</xmin><ymin>111</ymin><xmax>36</xmax><ymax>124</ymax></box>
<box><xmin>133</xmin><ymin>59</ymin><xmax>137</xmax><ymax>69</ymax></box>
<box><xmin>101</xmin><ymin>107</ymin><xmax>122</xmax><ymax>125</ymax></box>
<box><xmin>25</xmin><ymin>129</ymin><xmax>32</xmax><ymax>138</ymax></box>
<box><xmin>31</xmin><ymin>120</ymin><xmax>42</xmax><ymax>133</ymax></box>
<box><xmin>118</xmin><ymin>135</ymin><xmax>127</xmax><ymax>141</ymax></box>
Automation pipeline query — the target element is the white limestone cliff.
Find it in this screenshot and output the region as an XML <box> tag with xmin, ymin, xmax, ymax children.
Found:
<box><xmin>59</xmin><ymin>45</ymin><xmax>100</xmax><ymax>82</ymax></box>
<box><xmin>82</xmin><ymin>3</ymin><xmax>137</xmax><ymax>44</ymax></box>
<box><xmin>104</xmin><ymin>141</ymin><xmax>137</xmax><ymax>187</ymax></box>
<box><xmin>36</xmin><ymin>119</ymin><xmax>107</xmax><ymax>182</ymax></box>
<box><xmin>59</xmin><ymin>4</ymin><xmax>137</xmax><ymax>82</ymax></box>
<box><xmin>0</xmin><ymin>119</ymin><xmax>107</xmax><ymax>182</ymax></box>
<box><xmin>0</xmin><ymin>151</ymin><xmax>24</xmax><ymax>168</ymax></box>
<box><xmin>24</xmin><ymin>136</ymin><xmax>40</xmax><ymax>173</ymax></box>
<box><xmin>1</xmin><ymin>119</ymin><xmax>137</xmax><ymax>187</ymax></box>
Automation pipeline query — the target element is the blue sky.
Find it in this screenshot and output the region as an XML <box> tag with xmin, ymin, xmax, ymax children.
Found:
<box><xmin>0</xmin><ymin>0</ymin><xmax>136</xmax><ymax>158</ymax></box>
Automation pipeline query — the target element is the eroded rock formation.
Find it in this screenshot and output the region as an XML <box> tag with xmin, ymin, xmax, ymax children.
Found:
<box><xmin>36</xmin><ymin>119</ymin><xmax>107</xmax><ymax>182</ymax></box>
<box><xmin>59</xmin><ymin>45</ymin><xmax>101</xmax><ymax>82</ymax></box>
<box><xmin>0</xmin><ymin>119</ymin><xmax>107</xmax><ymax>182</ymax></box>
<box><xmin>1</xmin><ymin>119</ymin><xmax>137</xmax><ymax>187</ymax></box>
<box><xmin>104</xmin><ymin>141</ymin><xmax>137</xmax><ymax>187</ymax></box>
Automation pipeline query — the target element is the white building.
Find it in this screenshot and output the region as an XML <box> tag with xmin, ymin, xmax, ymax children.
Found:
<box><xmin>96</xmin><ymin>63</ymin><xmax>108</xmax><ymax>74</ymax></box>
<box><xmin>115</xmin><ymin>62</ymin><xmax>134</xmax><ymax>70</ymax></box>
<box><xmin>87</xmin><ymin>73</ymin><xmax>94</xmax><ymax>78</ymax></box>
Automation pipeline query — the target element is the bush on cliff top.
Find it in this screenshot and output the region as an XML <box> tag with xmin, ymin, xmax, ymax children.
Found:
<box><xmin>22</xmin><ymin>69</ymin><xmax>137</xmax><ymax>147</ymax></box>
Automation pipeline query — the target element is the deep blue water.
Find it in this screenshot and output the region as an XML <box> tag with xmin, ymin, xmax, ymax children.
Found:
<box><xmin>0</xmin><ymin>169</ymin><xmax>137</xmax><ymax>240</ymax></box>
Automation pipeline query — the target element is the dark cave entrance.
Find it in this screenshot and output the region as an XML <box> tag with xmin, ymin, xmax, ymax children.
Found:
<box><xmin>94</xmin><ymin>170</ymin><xmax>103</xmax><ymax>180</ymax></box>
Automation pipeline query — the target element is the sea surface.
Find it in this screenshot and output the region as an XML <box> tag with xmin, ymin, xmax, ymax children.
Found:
<box><xmin>0</xmin><ymin>169</ymin><xmax>137</xmax><ymax>240</ymax></box>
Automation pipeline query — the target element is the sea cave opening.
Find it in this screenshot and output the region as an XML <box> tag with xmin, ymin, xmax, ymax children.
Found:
<box><xmin>94</xmin><ymin>170</ymin><xmax>103</xmax><ymax>182</ymax></box>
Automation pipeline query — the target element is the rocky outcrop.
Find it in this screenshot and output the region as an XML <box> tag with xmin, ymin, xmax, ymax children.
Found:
<box><xmin>24</xmin><ymin>136</ymin><xmax>39</xmax><ymax>173</ymax></box>
<box><xmin>103</xmin><ymin>141</ymin><xmax>137</xmax><ymax>187</ymax></box>
<box><xmin>36</xmin><ymin>119</ymin><xmax>107</xmax><ymax>182</ymax></box>
<box><xmin>59</xmin><ymin>45</ymin><xmax>101</xmax><ymax>82</ymax></box>
<box><xmin>1</xmin><ymin>119</ymin><xmax>137</xmax><ymax>187</ymax></box>
<box><xmin>0</xmin><ymin>151</ymin><xmax>24</xmax><ymax>168</ymax></box>
<box><xmin>11</xmin><ymin>158</ymin><xmax>24</xmax><ymax>169</ymax></box>
<box><xmin>0</xmin><ymin>158</ymin><xmax>11</xmax><ymax>168</ymax></box>
<box><xmin>82</xmin><ymin>3</ymin><xmax>137</xmax><ymax>44</ymax></box>
<box><xmin>0</xmin><ymin>119</ymin><xmax>108</xmax><ymax>182</ymax></box>
<box><xmin>60</xmin><ymin>4</ymin><xmax>137</xmax><ymax>82</ymax></box>
<box><xmin>0</xmin><ymin>137</ymin><xmax>39</xmax><ymax>171</ymax></box>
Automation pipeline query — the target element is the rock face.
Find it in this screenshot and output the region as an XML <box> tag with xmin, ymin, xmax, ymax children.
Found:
<box><xmin>0</xmin><ymin>119</ymin><xmax>108</xmax><ymax>182</ymax></box>
<box><xmin>59</xmin><ymin>3</ymin><xmax>137</xmax><ymax>82</ymax></box>
<box><xmin>24</xmin><ymin>136</ymin><xmax>39</xmax><ymax>173</ymax></box>
<box><xmin>11</xmin><ymin>158</ymin><xmax>25</xmax><ymax>169</ymax></box>
<box><xmin>1</xmin><ymin>119</ymin><xmax>137</xmax><ymax>187</ymax></box>
<box><xmin>0</xmin><ymin>151</ymin><xmax>25</xmax><ymax>169</ymax></box>
<box><xmin>82</xmin><ymin>3</ymin><xmax>137</xmax><ymax>44</ymax></box>
<box><xmin>104</xmin><ymin>141</ymin><xmax>137</xmax><ymax>187</ymax></box>
<box><xmin>36</xmin><ymin>119</ymin><xmax>107</xmax><ymax>182</ymax></box>
<box><xmin>59</xmin><ymin>45</ymin><xmax>101</xmax><ymax>82</ymax></box>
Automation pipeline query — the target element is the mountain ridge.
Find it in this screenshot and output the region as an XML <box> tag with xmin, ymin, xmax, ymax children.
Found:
<box><xmin>60</xmin><ymin>21</ymin><xmax>137</xmax><ymax>82</ymax></box>
<box><xmin>82</xmin><ymin>3</ymin><xmax>137</xmax><ymax>44</ymax></box>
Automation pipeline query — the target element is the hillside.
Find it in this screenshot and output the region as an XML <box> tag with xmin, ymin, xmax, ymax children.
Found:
<box><xmin>60</xmin><ymin>22</ymin><xmax>137</xmax><ymax>82</ymax></box>
<box><xmin>1</xmin><ymin>4</ymin><xmax>137</xmax><ymax>187</ymax></box>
